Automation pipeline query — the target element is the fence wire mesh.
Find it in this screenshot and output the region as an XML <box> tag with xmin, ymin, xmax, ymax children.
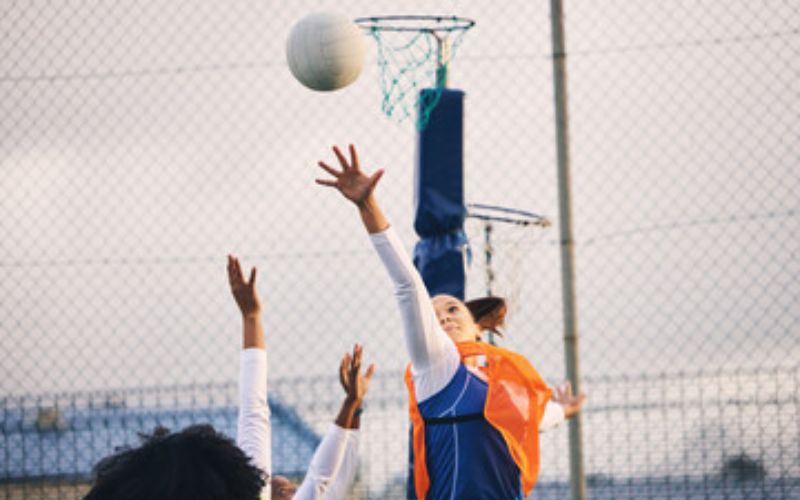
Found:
<box><xmin>1</xmin><ymin>0</ymin><xmax>797</xmax><ymax>498</ymax></box>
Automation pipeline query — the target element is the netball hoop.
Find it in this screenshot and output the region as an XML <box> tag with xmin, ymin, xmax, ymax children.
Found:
<box><xmin>354</xmin><ymin>15</ymin><xmax>475</xmax><ymax>129</ymax></box>
<box><xmin>465</xmin><ymin>204</ymin><xmax>551</xmax><ymax>345</ymax></box>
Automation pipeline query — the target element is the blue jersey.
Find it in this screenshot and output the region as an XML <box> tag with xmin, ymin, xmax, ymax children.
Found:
<box><xmin>407</xmin><ymin>364</ymin><xmax>524</xmax><ymax>500</ymax></box>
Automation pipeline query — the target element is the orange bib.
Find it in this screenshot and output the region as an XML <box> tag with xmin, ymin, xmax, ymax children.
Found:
<box><xmin>405</xmin><ymin>342</ymin><xmax>552</xmax><ymax>499</ymax></box>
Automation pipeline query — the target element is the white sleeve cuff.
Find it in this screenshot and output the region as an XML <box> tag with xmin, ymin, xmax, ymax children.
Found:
<box><xmin>241</xmin><ymin>347</ymin><xmax>267</xmax><ymax>363</ymax></box>
<box><xmin>539</xmin><ymin>399</ymin><xmax>566</xmax><ymax>432</ymax></box>
<box><xmin>368</xmin><ymin>226</ymin><xmax>393</xmax><ymax>242</ymax></box>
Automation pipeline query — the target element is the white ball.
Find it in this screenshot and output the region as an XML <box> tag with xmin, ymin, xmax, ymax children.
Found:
<box><xmin>286</xmin><ymin>12</ymin><xmax>366</xmax><ymax>92</ymax></box>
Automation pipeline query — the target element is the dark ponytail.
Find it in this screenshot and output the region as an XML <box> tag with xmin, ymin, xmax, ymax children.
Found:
<box><xmin>465</xmin><ymin>296</ymin><xmax>508</xmax><ymax>336</ymax></box>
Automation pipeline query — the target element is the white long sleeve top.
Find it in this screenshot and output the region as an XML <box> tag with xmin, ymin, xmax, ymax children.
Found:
<box><xmin>370</xmin><ymin>226</ymin><xmax>565</xmax><ymax>430</ymax></box>
<box><xmin>236</xmin><ymin>348</ymin><xmax>360</xmax><ymax>500</ymax></box>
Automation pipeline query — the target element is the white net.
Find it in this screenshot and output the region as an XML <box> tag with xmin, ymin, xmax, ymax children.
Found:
<box><xmin>464</xmin><ymin>205</ymin><xmax>551</xmax><ymax>336</ymax></box>
<box><xmin>356</xmin><ymin>15</ymin><xmax>473</xmax><ymax>129</ymax></box>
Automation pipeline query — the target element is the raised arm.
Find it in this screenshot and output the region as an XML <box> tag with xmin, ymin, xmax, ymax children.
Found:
<box><xmin>294</xmin><ymin>344</ymin><xmax>375</xmax><ymax>500</ymax></box>
<box><xmin>316</xmin><ymin>145</ymin><xmax>459</xmax><ymax>401</ymax></box>
<box><xmin>228</xmin><ymin>256</ymin><xmax>271</xmax><ymax>495</ymax></box>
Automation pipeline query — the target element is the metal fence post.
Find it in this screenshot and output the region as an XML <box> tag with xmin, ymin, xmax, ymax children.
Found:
<box><xmin>549</xmin><ymin>1</ymin><xmax>586</xmax><ymax>499</ymax></box>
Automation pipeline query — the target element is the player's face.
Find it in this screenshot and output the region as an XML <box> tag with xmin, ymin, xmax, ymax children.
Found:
<box><xmin>432</xmin><ymin>295</ymin><xmax>480</xmax><ymax>343</ymax></box>
<box><xmin>271</xmin><ymin>475</ymin><xmax>298</xmax><ymax>500</ymax></box>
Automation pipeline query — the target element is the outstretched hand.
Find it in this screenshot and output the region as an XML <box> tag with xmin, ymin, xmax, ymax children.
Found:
<box><xmin>316</xmin><ymin>144</ymin><xmax>384</xmax><ymax>206</ymax></box>
<box><xmin>551</xmin><ymin>380</ymin><xmax>587</xmax><ymax>419</ymax></box>
<box><xmin>227</xmin><ymin>255</ymin><xmax>261</xmax><ymax>318</ymax></box>
<box><xmin>339</xmin><ymin>344</ymin><xmax>376</xmax><ymax>405</ymax></box>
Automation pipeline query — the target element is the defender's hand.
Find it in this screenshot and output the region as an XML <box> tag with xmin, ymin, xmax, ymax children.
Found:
<box><xmin>227</xmin><ymin>255</ymin><xmax>261</xmax><ymax>318</ymax></box>
<box><xmin>339</xmin><ymin>343</ymin><xmax>375</xmax><ymax>405</ymax></box>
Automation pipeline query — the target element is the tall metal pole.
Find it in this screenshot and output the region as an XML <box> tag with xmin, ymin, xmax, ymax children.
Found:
<box><xmin>548</xmin><ymin>1</ymin><xmax>586</xmax><ymax>499</ymax></box>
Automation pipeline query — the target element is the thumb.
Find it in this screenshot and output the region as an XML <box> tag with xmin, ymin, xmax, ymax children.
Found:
<box><xmin>365</xmin><ymin>363</ymin><xmax>376</xmax><ymax>379</ymax></box>
<box><xmin>368</xmin><ymin>169</ymin><xmax>385</xmax><ymax>190</ymax></box>
<box><xmin>248</xmin><ymin>267</ymin><xmax>257</xmax><ymax>286</ymax></box>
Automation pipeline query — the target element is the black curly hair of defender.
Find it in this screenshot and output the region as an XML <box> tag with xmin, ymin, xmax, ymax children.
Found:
<box><xmin>84</xmin><ymin>424</ymin><xmax>265</xmax><ymax>500</ymax></box>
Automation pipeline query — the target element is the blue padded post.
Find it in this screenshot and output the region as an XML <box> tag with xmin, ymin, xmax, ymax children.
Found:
<box><xmin>412</xmin><ymin>88</ymin><xmax>468</xmax><ymax>299</ymax></box>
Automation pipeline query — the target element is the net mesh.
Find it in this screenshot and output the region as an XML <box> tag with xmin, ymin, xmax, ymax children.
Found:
<box><xmin>360</xmin><ymin>18</ymin><xmax>472</xmax><ymax>129</ymax></box>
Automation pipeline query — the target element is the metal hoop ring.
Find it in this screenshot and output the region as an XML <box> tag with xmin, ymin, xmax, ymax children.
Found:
<box><xmin>354</xmin><ymin>15</ymin><xmax>475</xmax><ymax>33</ymax></box>
<box><xmin>467</xmin><ymin>203</ymin><xmax>551</xmax><ymax>227</ymax></box>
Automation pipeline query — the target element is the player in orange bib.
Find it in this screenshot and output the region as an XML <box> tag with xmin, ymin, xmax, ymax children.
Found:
<box><xmin>317</xmin><ymin>144</ymin><xmax>585</xmax><ymax>500</ymax></box>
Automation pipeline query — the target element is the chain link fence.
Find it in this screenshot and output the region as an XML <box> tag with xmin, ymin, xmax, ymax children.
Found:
<box><xmin>1</xmin><ymin>0</ymin><xmax>797</xmax><ymax>498</ymax></box>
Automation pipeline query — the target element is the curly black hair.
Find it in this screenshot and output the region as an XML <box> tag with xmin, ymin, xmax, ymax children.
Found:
<box><xmin>84</xmin><ymin>424</ymin><xmax>265</xmax><ymax>500</ymax></box>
